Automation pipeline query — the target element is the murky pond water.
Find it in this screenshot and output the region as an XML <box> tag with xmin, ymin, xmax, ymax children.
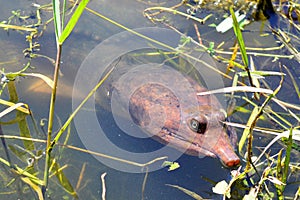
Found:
<box><xmin>0</xmin><ymin>0</ymin><xmax>299</xmax><ymax>199</ymax></box>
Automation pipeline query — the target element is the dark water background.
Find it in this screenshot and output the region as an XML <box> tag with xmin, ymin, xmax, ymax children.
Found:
<box><xmin>0</xmin><ymin>0</ymin><xmax>299</xmax><ymax>199</ymax></box>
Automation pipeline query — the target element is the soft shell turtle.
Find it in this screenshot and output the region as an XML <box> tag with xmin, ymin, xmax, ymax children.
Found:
<box><xmin>112</xmin><ymin>65</ymin><xmax>240</xmax><ymax>167</ymax></box>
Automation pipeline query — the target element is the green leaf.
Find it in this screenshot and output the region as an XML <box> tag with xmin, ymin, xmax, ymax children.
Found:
<box><xmin>161</xmin><ymin>161</ymin><xmax>180</xmax><ymax>171</ymax></box>
<box><xmin>51</xmin><ymin>160</ymin><xmax>78</xmax><ymax>198</ymax></box>
<box><xmin>230</xmin><ymin>7</ymin><xmax>248</xmax><ymax>68</ymax></box>
<box><xmin>7</xmin><ymin>82</ymin><xmax>34</xmax><ymax>151</ymax></box>
<box><xmin>238</xmin><ymin>106</ymin><xmax>260</xmax><ymax>153</ymax></box>
<box><xmin>20</xmin><ymin>176</ymin><xmax>44</xmax><ymax>199</ymax></box>
<box><xmin>208</xmin><ymin>23</ymin><xmax>217</xmax><ymax>27</ymax></box>
<box><xmin>59</xmin><ymin>0</ymin><xmax>90</xmax><ymax>44</ymax></box>
<box><xmin>53</xmin><ymin>0</ymin><xmax>62</xmax><ymax>39</ymax></box>
<box><xmin>0</xmin><ymin>157</ymin><xmax>44</xmax><ymax>186</ymax></box>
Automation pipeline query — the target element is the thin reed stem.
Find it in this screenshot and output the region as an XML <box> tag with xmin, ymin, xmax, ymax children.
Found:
<box><xmin>42</xmin><ymin>43</ymin><xmax>62</xmax><ymax>195</ymax></box>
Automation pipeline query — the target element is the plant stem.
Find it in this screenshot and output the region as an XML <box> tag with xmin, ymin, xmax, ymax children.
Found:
<box><xmin>42</xmin><ymin>43</ymin><xmax>62</xmax><ymax>196</ymax></box>
<box><xmin>277</xmin><ymin>128</ymin><xmax>293</xmax><ymax>198</ymax></box>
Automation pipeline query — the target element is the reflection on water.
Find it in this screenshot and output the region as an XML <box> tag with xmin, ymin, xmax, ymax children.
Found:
<box><xmin>0</xmin><ymin>0</ymin><xmax>299</xmax><ymax>199</ymax></box>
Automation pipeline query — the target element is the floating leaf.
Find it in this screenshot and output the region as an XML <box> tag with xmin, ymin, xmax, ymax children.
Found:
<box><xmin>161</xmin><ymin>161</ymin><xmax>180</xmax><ymax>171</ymax></box>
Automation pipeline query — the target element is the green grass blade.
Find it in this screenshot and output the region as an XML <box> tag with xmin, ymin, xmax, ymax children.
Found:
<box><xmin>230</xmin><ymin>7</ymin><xmax>248</xmax><ymax>68</ymax></box>
<box><xmin>0</xmin><ymin>156</ymin><xmax>44</xmax><ymax>186</ymax></box>
<box><xmin>58</xmin><ymin>0</ymin><xmax>90</xmax><ymax>44</ymax></box>
<box><xmin>17</xmin><ymin>111</ymin><xmax>35</xmax><ymax>151</ymax></box>
<box><xmin>7</xmin><ymin>82</ymin><xmax>35</xmax><ymax>151</ymax></box>
<box><xmin>20</xmin><ymin>176</ymin><xmax>44</xmax><ymax>200</ymax></box>
<box><xmin>281</xmin><ymin>128</ymin><xmax>293</xmax><ymax>189</ymax></box>
<box><xmin>53</xmin><ymin>0</ymin><xmax>62</xmax><ymax>39</ymax></box>
<box><xmin>238</xmin><ymin>105</ymin><xmax>259</xmax><ymax>154</ymax></box>
<box><xmin>61</xmin><ymin>0</ymin><xmax>67</xmax><ymax>29</ymax></box>
<box><xmin>51</xmin><ymin>160</ymin><xmax>78</xmax><ymax>198</ymax></box>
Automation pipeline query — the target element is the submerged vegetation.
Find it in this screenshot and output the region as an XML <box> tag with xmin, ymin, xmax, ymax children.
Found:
<box><xmin>0</xmin><ymin>0</ymin><xmax>299</xmax><ymax>199</ymax></box>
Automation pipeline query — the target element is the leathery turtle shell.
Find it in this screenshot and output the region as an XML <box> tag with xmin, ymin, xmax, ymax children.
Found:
<box><xmin>112</xmin><ymin>64</ymin><xmax>240</xmax><ymax>167</ymax></box>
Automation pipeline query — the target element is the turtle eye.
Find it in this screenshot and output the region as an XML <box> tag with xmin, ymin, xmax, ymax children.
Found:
<box><xmin>189</xmin><ymin>118</ymin><xmax>207</xmax><ymax>134</ymax></box>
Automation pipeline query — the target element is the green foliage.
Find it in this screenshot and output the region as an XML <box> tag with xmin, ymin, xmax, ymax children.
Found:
<box><xmin>161</xmin><ymin>161</ymin><xmax>180</xmax><ymax>171</ymax></box>
<box><xmin>229</xmin><ymin>7</ymin><xmax>248</xmax><ymax>68</ymax></box>
<box><xmin>58</xmin><ymin>0</ymin><xmax>90</xmax><ymax>44</ymax></box>
<box><xmin>7</xmin><ymin>82</ymin><xmax>35</xmax><ymax>151</ymax></box>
